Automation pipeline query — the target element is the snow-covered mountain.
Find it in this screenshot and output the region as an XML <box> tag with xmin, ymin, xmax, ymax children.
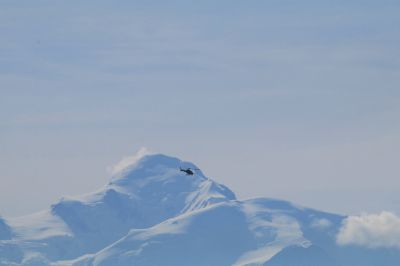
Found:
<box><xmin>0</xmin><ymin>217</ymin><xmax>12</xmax><ymax>241</ymax></box>
<box><xmin>69</xmin><ymin>198</ymin><xmax>342</xmax><ymax>266</ymax></box>
<box><xmin>1</xmin><ymin>153</ymin><xmax>399</xmax><ymax>266</ymax></box>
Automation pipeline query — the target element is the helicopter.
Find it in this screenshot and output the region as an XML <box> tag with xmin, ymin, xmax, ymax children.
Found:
<box><xmin>179</xmin><ymin>167</ymin><xmax>199</xmax><ymax>176</ymax></box>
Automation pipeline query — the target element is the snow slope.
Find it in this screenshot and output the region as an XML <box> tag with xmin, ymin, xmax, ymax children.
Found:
<box><xmin>2</xmin><ymin>154</ymin><xmax>235</xmax><ymax>264</ymax></box>
<box><xmin>0</xmin><ymin>217</ymin><xmax>12</xmax><ymax>240</ymax></box>
<box><xmin>1</xmin><ymin>153</ymin><xmax>399</xmax><ymax>266</ymax></box>
<box><xmin>64</xmin><ymin>198</ymin><xmax>343</xmax><ymax>266</ymax></box>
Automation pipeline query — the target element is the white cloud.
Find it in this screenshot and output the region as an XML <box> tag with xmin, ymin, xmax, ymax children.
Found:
<box><xmin>311</xmin><ymin>218</ymin><xmax>332</xmax><ymax>230</ymax></box>
<box><xmin>337</xmin><ymin>211</ymin><xmax>400</xmax><ymax>249</ymax></box>
<box><xmin>108</xmin><ymin>147</ymin><xmax>152</xmax><ymax>175</ymax></box>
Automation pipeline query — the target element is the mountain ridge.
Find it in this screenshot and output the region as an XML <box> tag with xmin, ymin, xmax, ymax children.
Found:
<box><xmin>1</xmin><ymin>153</ymin><xmax>399</xmax><ymax>266</ymax></box>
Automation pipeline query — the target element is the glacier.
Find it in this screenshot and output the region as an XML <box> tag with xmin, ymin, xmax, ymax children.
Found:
<box><xmin>1</xmin><ymin>153</ymin><xmax>399</xmax><ymax>266</ymax></box>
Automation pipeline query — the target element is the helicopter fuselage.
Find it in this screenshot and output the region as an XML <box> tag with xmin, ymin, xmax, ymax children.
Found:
<box><xmin>180</xmin><ymin>168</ymin><xmax>194</xmax><ymax>175</ymax></box>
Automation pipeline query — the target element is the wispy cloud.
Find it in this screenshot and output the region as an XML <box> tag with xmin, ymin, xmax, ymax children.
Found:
<box><xmin>108</xmin><ymin>147</ymin><xmax>152</xmax><ymax>175</ymax></box>
<box><xmin>337</xmin><ymin>211</ymin><xmax>400</xmax><ymax>249</ymax></box>
<box><xmin>310</xmin><ymin>218</ymin><xmax>332</xmax><ymax>230</ymax></box>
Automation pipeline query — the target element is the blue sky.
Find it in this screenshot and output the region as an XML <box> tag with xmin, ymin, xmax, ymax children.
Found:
<box><xmin>1</xmin><ymin>0</ymin><xmax>400</xmax><ymax>217</ymax></box>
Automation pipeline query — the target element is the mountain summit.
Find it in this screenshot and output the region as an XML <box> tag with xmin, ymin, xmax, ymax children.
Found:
<box><xmin>1</xmin><ymin>153</ymin><xmax>399</xmax><ymax>266</ymax></box>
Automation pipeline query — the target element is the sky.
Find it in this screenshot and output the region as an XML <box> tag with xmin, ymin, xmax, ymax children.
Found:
<box><xmin>1</xmin><ymin>0</ymin><xmax>400</xmax><ymax>217</ymax></box>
